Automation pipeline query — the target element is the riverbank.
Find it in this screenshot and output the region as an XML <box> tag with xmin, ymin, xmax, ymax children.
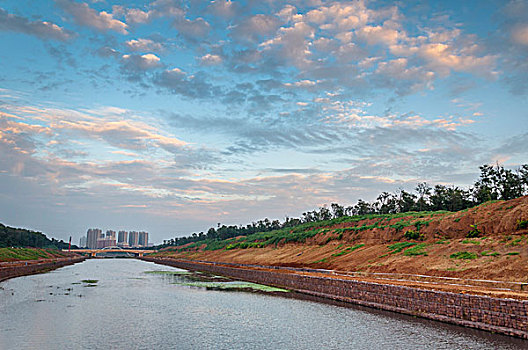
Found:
<box><xmin>156</xmin><ymin>197</ymin><xmax>528</xmax><ymax>283</ymax></box>
<box><xmin>0</xmin><ymin>256</ymin><xmax>86</xmax><ymax>282</ymax></box>
<box><xmin>142</xmin><ymin>256</ymin><xmax>528</xmax><ymax>339</ymax></box>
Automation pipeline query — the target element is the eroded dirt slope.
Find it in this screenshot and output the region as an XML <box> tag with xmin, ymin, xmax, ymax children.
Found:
<box><xmin>158</xmin><ymin>196</ymin><xmax>528</xmax><ymax>283</ymax></box>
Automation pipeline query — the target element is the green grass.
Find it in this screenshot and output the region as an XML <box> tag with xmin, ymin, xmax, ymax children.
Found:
<box><xmin>387</xmin><ymin>242</ymin><xmax>416</xmax><ymax>254</ymax></box>
<box><xmin>461</xmin><ymin>239</ymin><xmax>481</xmax><ymax>245</ymax></box>
<box><xmin>159</xmin><ymin>211</ymin><xmax>453</xmax><ymax>253</ymax></box>
<box><xmin>0</xmin><ymin>247</ymin><xmax>62</xmax><ymax>261</ymax></box>
<box><xmin>506</xmin><ymin>252</ymin><xmax>520</xmax><ymax>256</ymax></box>
<box><xmin>481</xmin><ymin>251</ymin><xmax>500</xmax><ymax>257</ymax></box>
<box><xmin>450</xmin><ymin>251</ymin><xmax>478</xmax><ymax>260</ymax></box>
<box><xmin>311</xmin><ymin>258</ymin><xmax>328</xmax><ymax>264</ymax></box>
<box><xmin>331</xmin><ymin>243</ymin><xmax>365</xmax><ymax>257</ymax></box>
<box><xmin>435</xmin><ymin>239</ymin><xmax>449</xmax><ymax>244</ymax></box>
<box><xmin>508</xmin><ymin>238</ymin><xmax>523</xmax><ymax>246</ymax></box>
<box><xmin>403</xmin><ymin>243</ymin><xmax>428</xmax><ymax>256</ymax></box>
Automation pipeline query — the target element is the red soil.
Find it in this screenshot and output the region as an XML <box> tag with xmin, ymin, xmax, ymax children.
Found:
<box><xmin>159</xmin><ymin>196</ymin><xmax>528</xmax><ymax>299</ymax></box>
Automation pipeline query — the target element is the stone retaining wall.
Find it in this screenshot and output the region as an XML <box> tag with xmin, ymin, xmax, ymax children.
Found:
<box><xmin>0</xmin><ymin>257</ymin><xmax>86</xmax><ymax>282</ymax></box>
<box><xmin>143</xmin><ymin>257</ymin><xmax>528</xmax><ymax>339</ymax></box>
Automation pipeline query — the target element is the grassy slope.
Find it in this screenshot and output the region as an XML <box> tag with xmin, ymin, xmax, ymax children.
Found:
<box><xmin>155</xmin><ymin>197</ymin><xmax>528</xmax><ymax>282</ymax></box>
<box><xmin>0</xmin><ymin>248</ymin><xmax>73</xmax><ymax>262</ymax></box>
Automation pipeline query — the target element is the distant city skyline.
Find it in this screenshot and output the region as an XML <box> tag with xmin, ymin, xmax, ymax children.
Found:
<box><xmin>82</xmin><ymin>229</ymin><xmax>148</xmax><ymax>248</ymax></box>
<box><xmin>0</xmin><ymin>1</ymin><xmax>527</xmax><ymax>245</ymax></box>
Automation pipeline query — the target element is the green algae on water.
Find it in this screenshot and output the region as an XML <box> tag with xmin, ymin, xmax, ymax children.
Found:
<box><xmin>175</xmin><ymin>281</ymin><xmax>289</xmax><ymax>293</ymax></box>
<box><xmin>144</xmin><ymin>270</ymin><xmax>191</xmax><ymax>275</ymax></box>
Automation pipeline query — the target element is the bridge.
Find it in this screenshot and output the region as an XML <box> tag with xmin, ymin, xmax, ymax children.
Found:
<box><xmin>65</xmin><ymin>247</ymin><xmax>158</xmax><ymax>258</ymax></box>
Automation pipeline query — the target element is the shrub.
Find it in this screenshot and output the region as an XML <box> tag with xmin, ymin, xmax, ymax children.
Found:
<box><xmin>517</xmin><ymin>219</ymin><xmax>528</xmax><ymax>230</ymax></box>
<box><xmin>450</xmin><ymin>251</ymin><xmax>478</xmax><ymax>260</ymax></box>
<box><xmin>466</xmin><ymin>224</ymin><xmax>482</xmax><ymax>238</ymax></box>
<box><xmin>403</xmin><ymin>230</ymin><xmax>424</xmax><ymax>240</ymax></box>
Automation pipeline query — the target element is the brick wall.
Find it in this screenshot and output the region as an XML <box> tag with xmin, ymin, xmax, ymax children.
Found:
<box><xmin>0</xmin><ymin>257</ymin><xmax>86</xmax><ymax>282</ymax></box>
<box><xmin>143</xmin><ymin>257</ymin><xmax>528</xmax><ymax>339</ymax></box>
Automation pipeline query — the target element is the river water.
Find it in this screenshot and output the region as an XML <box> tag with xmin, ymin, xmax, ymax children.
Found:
<box><xmin>1</xmin><ymin>259</ymin><xmax>527</xmax><ymax>350</ymax></box>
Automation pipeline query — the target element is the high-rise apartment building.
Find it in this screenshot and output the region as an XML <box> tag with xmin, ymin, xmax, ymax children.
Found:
<box><xmin>128</xmin><ymin>231</ymin><xmax>139</xmax><ymax>247</ymax></box>
<box><xmin>86</xmin><ymin>228</ymin><xmax>102</xmax><ymax>249</ymax></box>
<box><xmin>138</xmin><ymin>231</ymin><xmax>149</xmax><ymax>247</ymax></box>
<box><xmin>104</xmin><ymin>230</ymin><xmax>116</xmax><ymax>247</ymax></box>
<box><xmin>86</xmin><ymin>228</ymin><xmax>149</xmax><ymax>248</ymax></box>
<box><xmin>96</xmin><ymin>230</ymin><xmax>106</xmax><ymax>248</ymax></box>
<box><xmin>79</xmin><ymin>236</ymin><xmax>87</xmax><ymax>248</ymax></box>
<box><xmin>117</xmin><ymin>231</ymin><xmax>128</xmax><ymax>247</ymax></box>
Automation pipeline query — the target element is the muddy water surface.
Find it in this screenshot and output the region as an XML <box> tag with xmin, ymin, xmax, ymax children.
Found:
<box><xmin>0</xmin><ymin>259</ymin><xmax>526</xmax><ymax>349</ymax></box>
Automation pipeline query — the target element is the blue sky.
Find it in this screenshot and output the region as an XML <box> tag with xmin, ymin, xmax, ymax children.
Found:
<box><xmin>1</xmin><ymin>0</ymin><xmax>527</xmax><ymax>244</ymax></box>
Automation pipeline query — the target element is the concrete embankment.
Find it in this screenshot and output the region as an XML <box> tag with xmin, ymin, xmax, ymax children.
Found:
<box><xmin>0</xmin><ymin>257</ymin><xmax>86</xmax><ymax>282</ymax></box>
<box><xmin>142</xmin><ymin>257</ymin><xmax>528</xmax><ymax>339</ymax></box>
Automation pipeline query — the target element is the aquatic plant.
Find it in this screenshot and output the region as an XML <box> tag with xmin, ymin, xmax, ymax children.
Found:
<box><xmin>81</xmin><ymin>279</ymin><xmax>98</xmax><ymax>284</ymax></box>
<box><xmin>177</xmin><ymin>281</ymin><xmax>289</xmax><ymax>293</ymax></box>
<box><xmin>144</xmin><ymin>270</ymin><xmax>190</xmax><ymax>275</ymax></box>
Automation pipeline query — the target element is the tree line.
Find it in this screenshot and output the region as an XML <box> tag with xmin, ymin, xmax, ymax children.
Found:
<box><xmin>0</xmin><ymin>223</ymin><xmax>73</xmax><ymax>249</ymax></box>
<box><xmin>161</xmin><ymin>163</ymin><xmax>528</xmax><ymax>248</ymax></box>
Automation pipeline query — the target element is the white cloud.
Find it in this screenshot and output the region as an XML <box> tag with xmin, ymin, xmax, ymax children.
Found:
<box><xmin>259</xmin><ymin>21</ymin><xmax>315</xmax><ymax>68</ymax></box>
<box><xmin>0</xmin><ymin>8</ymin><xmax>74</xmax><ymax>41</ymax></box>
<box><xmin>511</xmin><ymin>24</ymin><xmax>528</xmax><ymax>45</ymax></box>
<box><xmin>200</xmin><ymin>54</ymin><xmax>222</xmax><ymax>65</ymax></box>
<box><xmin>57</xmin><ymin>0</ymin><xmax>128</xmax><ymax>34</ymax></box>
<box><xmin>231</xmin><ymin>14</ymin><xmax>281</xmax><ymax>42</ymax></box>
<box><xmin>207</xmin><ymin>0</ymin><xmax>239</xmax><ymax>19</ymax></box>
<box><xmin>173</xmin><ymin>17</ymin><xmax>210</xmax><ymax>39</ymax></box>
<box><xmin>122</xmin><ymin>53</ymin><xmax>161</xmax><ymax>70</ymax></box>
<box><xmin>125</xmin><ymin>38</ymin><xmax>163</xmax><ymax>52</ymax></box>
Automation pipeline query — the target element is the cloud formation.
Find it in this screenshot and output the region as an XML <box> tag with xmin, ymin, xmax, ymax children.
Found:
<box><xmin>56</xmin><ymin>0</ymin><xmax>128</xmax><ymax>34</ymax></box>
<box><xmin>0</xmin><ymin>1</ymin><xmax>527</xmax><ymax>244</ymax></box>
<box><xmin>0</xmin><ymin>8</ymin><xmax>74</xmax><ymax>41</ymax></box>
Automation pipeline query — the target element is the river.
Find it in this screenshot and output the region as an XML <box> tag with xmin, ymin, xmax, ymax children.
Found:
<box><xmin>1</xmin><ymin>259</ymin><xmax>526</xmax><ymax>349</ymax></box>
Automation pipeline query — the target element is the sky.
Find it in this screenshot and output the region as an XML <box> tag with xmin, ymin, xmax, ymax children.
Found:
<box><xmin>0</xmin><ymin>0</ymin><xmax>527</xmax><ymax>244</ymax></box>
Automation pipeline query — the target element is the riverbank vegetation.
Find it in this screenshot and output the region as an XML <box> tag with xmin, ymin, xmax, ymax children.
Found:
<box><xmin>0</xmin><ymin>223</ymin><xmax>74</xmax><ymax>250</ymax></box>
<box><xmin>153</xmin><ymin>183</ymin><xmax>528</xmax><ymax>283</ymax></box>
<box><xmin>160</xmin><ymin>163</ymin><xmax>528</xmax><ymax>249</ymax></box>
<box><xmin>0</xmin><ymin>247</ymin><xmax>73</xmax><ymax>262</ymax></box>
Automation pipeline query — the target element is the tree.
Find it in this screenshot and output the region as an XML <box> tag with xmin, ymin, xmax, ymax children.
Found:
<box><xmin>354</xmin><ymin>199</ymin><xmax>374</xmax><ymax>215</ymax></box>
<box><xmin>415</xmin><ymin>182</ymin><xmax>431</xmax><ymax>211</ymax></box>
<box><xmin>395</xmin><ymin>189</ymin><xmax>417</xmax><ymax>213</ymax></box>
<box><xmin>330</xmin><ymin>203</ymin><xmax>345</xmax><ymax>218</ymax></box>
